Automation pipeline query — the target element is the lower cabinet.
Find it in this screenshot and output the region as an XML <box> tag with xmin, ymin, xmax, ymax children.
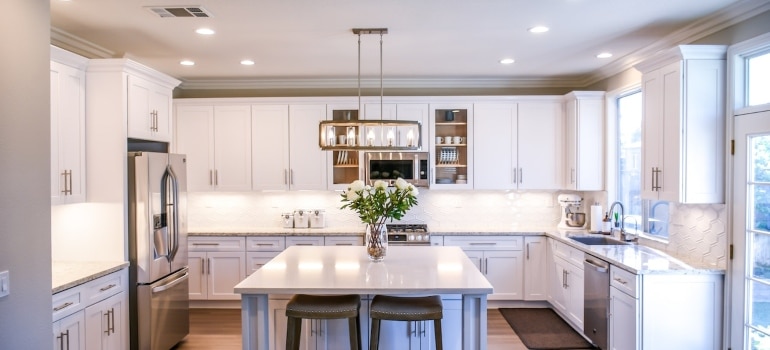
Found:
<box><xmin>609</xmin><ymin>281</ymin><xmax>638</xmax><ymax>350</ymax></box>
<box><xmin>188</xmin><ymin>237</ymin><xmax>247</xmax><ymax>300</ymax></box>
<box><xmin>374</xmin><ymin>298</ymin><xmax>462</xmax><ymax>350</ymax></box>
<box><xmin>52</xmin><ymin>268</ymin><xmax>127</xmax><ymax>350</ymax></box>
<box><xmin>523</xmin><ymin>236</ymin><xmax>547</xmax><ymax>300</ymax></box>
<box><xmin>547</xmin><ymin>239</ymin><xmax>584</xmax><ymax>331</ymax></box>
<box><xmin>443</xmin><ymin>236</ymin><xmax>524</xmax><ymax>300</ymax></box>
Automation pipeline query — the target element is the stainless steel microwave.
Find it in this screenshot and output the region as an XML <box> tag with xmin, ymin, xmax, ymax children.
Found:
<box><xmin>364</xmin><ymin>152</ymin><xmax>429</xmax><ymax>187</ymax></box>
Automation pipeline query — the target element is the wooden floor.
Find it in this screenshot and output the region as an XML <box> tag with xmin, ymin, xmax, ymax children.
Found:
<box><xmin>173</xmin><ymin>308</ymin><xmax>527</xmax><ymax>350</ymax></box>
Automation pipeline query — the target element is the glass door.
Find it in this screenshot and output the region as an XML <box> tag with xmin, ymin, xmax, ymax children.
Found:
<box><xmin>430</xmin><ymin>104</ymin><xmax>472</xmax><ymax>189</ymax></box>
<box><xmin>733</xmin><ymin>110</ymin><xmax>770</xmax><ymax>349</ymax></box>
<box><xmin>328</xmin><ymin>107</ymin><xmax>360</xmax><ymax>189</ymax></box>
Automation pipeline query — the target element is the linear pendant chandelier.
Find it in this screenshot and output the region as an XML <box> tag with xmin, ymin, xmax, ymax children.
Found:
<box><xmin>319</xmin><ymin>28</ymin><xmax>422</xmax><ymax>151</ymax></box>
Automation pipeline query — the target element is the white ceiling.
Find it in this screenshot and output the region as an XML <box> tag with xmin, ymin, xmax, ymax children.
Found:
<box><xmin>50</xmin><ymin>0</ymin><xmax>764</xmax><ymax>89</ymax></box>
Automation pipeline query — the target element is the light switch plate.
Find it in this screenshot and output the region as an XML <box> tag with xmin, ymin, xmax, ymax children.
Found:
<box><xmin>0</xmin><ymin>270</ymin><xmax>9</xmax><ymax>298</ymax></box>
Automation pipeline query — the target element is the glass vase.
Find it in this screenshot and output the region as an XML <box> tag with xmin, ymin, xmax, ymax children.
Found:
<box><xmin>365</xmin><ymin>224</ymin><xmax>388</xmax><ymax>262</ymax></box>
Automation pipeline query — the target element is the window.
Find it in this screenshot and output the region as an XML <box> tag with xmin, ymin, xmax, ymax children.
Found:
<box><xmin>616</xmin><ymin>90</ymin><xmax>669</xmax><ymax>239</ymax></box>
<box><xmin>747</xmin><ymin>50</ymin><xmax>770</xmax><ymax>106</ymax></box>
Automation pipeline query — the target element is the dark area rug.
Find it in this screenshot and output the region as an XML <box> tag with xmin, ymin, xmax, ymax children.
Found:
<box><xmin>499</xmin><ymin>308</ymin><xmax>597</xmax><ymax>350</ymax></box>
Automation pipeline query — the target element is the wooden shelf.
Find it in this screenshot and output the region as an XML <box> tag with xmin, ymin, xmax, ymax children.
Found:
<box><xmin>436</xmin><ymin>144</ymin><xmax>467</xmax><ymax>147</ymax></box>
<box><xmin>435</xmin><ymin>164</ymin><xmax>467</xmax><ymax>168</ymax></box>
<box><xmin>436</xmin><ymin>122</ymin><xmax>468</xmax><ymax>126</ymax></box>
<box><xmin>333</xmin><ymin>164</ymin><xmax>358</xmax><ymax>168</ymax></box>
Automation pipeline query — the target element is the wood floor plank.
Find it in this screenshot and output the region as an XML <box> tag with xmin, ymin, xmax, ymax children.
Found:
<box><xmin>173</xmin><ymin>308</ymin><xmax>527</xmax><ymax>349</ymax></box>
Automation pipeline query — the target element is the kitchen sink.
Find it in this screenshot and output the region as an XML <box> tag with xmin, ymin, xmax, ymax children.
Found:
<box><xmin>568</xmin><ymin>235</ymin><xmax>630</xmax><ymax>246</ymax></box>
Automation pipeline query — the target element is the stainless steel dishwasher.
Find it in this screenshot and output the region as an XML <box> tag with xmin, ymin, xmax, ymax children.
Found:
<box><xmin>584</xmin><ymin>254</ymin><xmax>609</xmax><ymax>350</ymax></box>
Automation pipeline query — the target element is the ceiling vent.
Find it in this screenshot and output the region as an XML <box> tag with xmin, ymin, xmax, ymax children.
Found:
<box><xmin>145</xmin><ymin>6</ymin><xmax>212</xmax><ymax>18</ymax></box>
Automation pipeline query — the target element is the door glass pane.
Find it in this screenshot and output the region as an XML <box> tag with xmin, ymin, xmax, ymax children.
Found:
<box><xmin>749</xmin><ymin>279</ymin><xmax>770</xmax><ymax>347</ymax></box>
<box><xmin>748</xmin><ymin>51</ymin><xmax>770</xmax><ymax>106</ymax></box>
<box><xmin>754</xmin><ymin>186</ymin><xmax>770</xmax><ymax>231</ymax></box>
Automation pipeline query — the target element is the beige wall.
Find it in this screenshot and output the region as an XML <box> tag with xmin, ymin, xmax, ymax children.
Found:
<box><xmin>0</xmin><ymin>0</ymin><xmax>53</xmax><ymax>348</ymax></box>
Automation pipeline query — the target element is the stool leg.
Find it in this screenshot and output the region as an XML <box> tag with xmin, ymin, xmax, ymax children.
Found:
<box><xmin>348</xmin><ymin>315</ymin><xmax>361</xmax><ymax>350</ymax></box>
<box><xmin>286</xmin><ymin>316</ymin><xmax>302</xmax><ymax>350</ymax></box>
<box><xmin>369</xmin><ymin>319</ymin><xmax>380</xmax><ymax>350</ymax></box>
<box><xmin>433</xmin><ymin>319</ymin><xmax>443</xmax><ymax>350</ymax></box>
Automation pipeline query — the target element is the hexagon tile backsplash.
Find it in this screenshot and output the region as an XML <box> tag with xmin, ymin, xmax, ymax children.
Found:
<box><xmin>186</xmin><ymin>190</ymin><xmax>726</xmax><ymax>269</ymax></box>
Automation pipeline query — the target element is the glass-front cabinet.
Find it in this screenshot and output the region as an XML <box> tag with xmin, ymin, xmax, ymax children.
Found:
<box><xmin>327</xmin><ymin>105</ymin><xmax>361</xmax><ymax>190</ymax></box>
<box><xmin>430</xmin><ymin>104</ymin><xmax>473</xmax><ymax>189</ymax></box>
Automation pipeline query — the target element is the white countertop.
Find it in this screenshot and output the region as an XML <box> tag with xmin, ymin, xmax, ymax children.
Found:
<box><xmin>52</xmin><ymin>261</ymin><xmax>129</xmax><ymax>294</ymax></box>
<box><xmin>234</xmin><ymin>245</ymin><xmax>494</xmax><ymax>295</ymax></box>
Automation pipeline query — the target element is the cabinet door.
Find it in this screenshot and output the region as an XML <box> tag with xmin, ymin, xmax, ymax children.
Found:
<box><xmin>247</xmin><ymin>251</ymin><xmax>280</xmax><ymax>274</ymax></box>
<box><xmin>548</xmin><ymin>256</ymin><xmax>570</xmax><ymax>314</ymax></box>
<box><xmin>657</xmin><ymin>62</ymin><xmax>683</xmax><ymax>202</ymax></box>
<box><xmin>485</xmin><ymin>250</ymin><xmax>524</xmax><ymax>300</ymax></box>
<box><xmin>213</xmin><ymin>105</ymin><xmax>252</xmax><ymax>191</ymax></box>
<box><xmin>187</xmin><ymin>252</ymin><xmax>207</xmax><ymax>300</ymax></box>
<box><xmin>207</xmin><ymin>251</ymin><xmax>247</xmax><ymax>300</ymax></box>
<box><xmin>463</xmin><ymin>250</ymin><xmax>484</xmax><ymax>272</ymax></box>
<box><xmin>54</xmin><ymin>311</ymin><xmax>85</xmax><ymax>350</ymax></box>
<box><xmin>517</xmin><ymin>101</ymin><xmax>563</xmax><ymax>190</ymax></box>
<box><xmin>564</xmin><ymin>93</ymin><xmax>604</xmax><ymax>191</ymax></box>
<box><xmin>473</xmin><ymin>103</ymin><xmax>516</xmax><ymax>190</ymax></box>
<box><xmin>289</xmin><ymin>105</ymin><xmax>328</xmax><ymax>190</ymax></box>
<box><xmin>150</xmin><ymin>85</ymin><xmax>172</xmax><ymax>141</ymax></box>
<box><xmin>609</xmin><ymin>287</ymin><xmax>638</xmax><ymax>350</ymax></box>
<box><xmin>376</xmin><ymin>319</ymin><xmax>416</xmax><ymax>350</ymax></box>
<box><xmin>50</xmin><ymin>60</ymin><xmax>86</xmax><ymax>205</ymax></box>
<box><xmin>175</xmin><ymin>105</ymin><xmax>216</xmax><ymax>192</ymax></box>
<box><xmin>252</xmin><ymin>105</ymin><xmax>291</xmax><ymax>190</ymax></box>
<box><xmin>524</xmin><ymin>236</ymin><xmax>547</xmax><ymax>301</ymax></box>
<box><xmin>85</xmin><ymin>291</ymin><xmax>126</xmax><ymax>350</ymax></box>
<box><xmin>127</xmin><ymin>75</ymin><xmax>159</xmax><ymax>141</ymax></box>
<box><xmin>565</xmin><ymin>262</ymin><xmax>585</xmax><ymax>331</ymax></box>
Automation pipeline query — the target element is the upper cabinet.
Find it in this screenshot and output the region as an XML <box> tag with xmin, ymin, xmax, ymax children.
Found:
<box><xmin>564</xmin><ymin>92</ymin><xmax>604</xmax><ymax>191</ymax></box>
<box><xmin>635</xmin><ymin>45</ymin><xmax>726</xmax><ymax>203</ymax></box>
<box><xmin>175</xmin><ymin>104</ymin><xmax>253</xmax><ymax>191</ymax></box>
<box><xmin>474</xmin><ymin>100</ymin><xmax>563</xmax><ymax>190</ymax></box>
<box><xmin>430</xmin><ymin>103</ymin><xmax>473</xmax><ymax>189</ymax></box>
<box><xmin>127</xmin><ymin>75</ymin><xmax>174</xmax><ymax>142</ymax></box>
<box><xmin>50</xmin><ymin>46</ymin><xmax>88</xmax><ymax>205</ymax></box>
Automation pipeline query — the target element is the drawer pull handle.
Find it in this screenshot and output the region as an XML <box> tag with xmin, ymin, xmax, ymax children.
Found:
<box><xmin>193</xmin><ymin>243</ymin><xmax>220</xmax><ymax>246</ymax></box>
<box><xmin>54</xmin><ymin>301</ymin><xmax>73</xmax><ymax>312</ymax></box>
<box><xmin>256</xmin><ymin>243</ymin><xmax>273</xmax><ymax>246</ymax></box>
<box><xmin>613</xmin><ymin>277</ymin><xmax>628</xmax><ymax>285</ymax></box>
<box><xmin>99</xmin><ymin>284</ymin><xmax>117</xmax><ymax>292</ymax></box>
<box><xmin>469</xmin><ymin>242</ymin><xmax>496</xmax><ymax>246</ymax></box>
<box><xmin>335</xmin><ymin>243</ymin><xmax>353</xmax><ymax>246</ymax></box>
<box><xmin>295</xmin><ymin>243</ymin><xmax>314</xmax><ymax>246</ymax></box>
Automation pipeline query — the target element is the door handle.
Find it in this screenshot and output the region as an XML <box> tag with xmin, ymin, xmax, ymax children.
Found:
<box><xmin>526</xmin><ymin>243</ymin><xmax>530</xmax><ymax>260</ymax></box>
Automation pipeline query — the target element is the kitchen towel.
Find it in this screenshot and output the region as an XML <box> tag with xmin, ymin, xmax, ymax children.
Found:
<box><xmin>590</xmin><ymin>203</ymin><xmax>602</xmax><ymax>233</ymax></box>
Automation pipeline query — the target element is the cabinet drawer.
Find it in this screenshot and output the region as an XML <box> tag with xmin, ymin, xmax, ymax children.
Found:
<box><xmin>325</xmin><ymin>236</ymin><xmax>363</xmax><ymax>246</ymax></box>
<box><xmin>443</xmin><ymin>236</ymin><xmax>523</xmax><ymax>250</ymax></box>
<box><xmin>610</xmin><ymin>265</ymin><xmax>638</xmax><ymax>298</ymax></box>
<box><xmin>52</xmin><ymin>288</ymin><xmax>83</xmax><ymax>322</ymax></box>
<box><xmin>189</xmin><ymin>236</ymin><xmax>245</xmax><ymax>252</ymax></box>
<box><xmin>83</xmin><ymin>269</ymin><xmax>126</xmax><ymax>305</ymax></box>
<box><xmin>246</xmin><ymin>236</ymin><xmax>286</xmax><ymax>251</ymax></box>
<box><xmin>286</xmin><ymin>236</ymin><xmax>324</xmax><ymax>246</ymax></box>
<box><xmin>247</xmin><ymin>251</ymin><xmax>282</xmax><ymax>272</ymax></box>
<box><xmin>551</xmin><ymin>239</ymin><xmax>584</xmax><ymax>268</ymax></box>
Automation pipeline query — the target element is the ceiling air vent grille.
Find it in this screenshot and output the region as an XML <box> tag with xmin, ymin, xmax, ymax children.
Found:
<box><xmin>146</xmin><ymin>6</ymin><xmax>212</xmax><ymax>18</ymax></box>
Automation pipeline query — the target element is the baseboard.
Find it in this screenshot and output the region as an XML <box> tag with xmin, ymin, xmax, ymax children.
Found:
<box><xmin>190</xmin><ymin>300</ymin><xmax>241</xmax><ymax>309</ymax></box>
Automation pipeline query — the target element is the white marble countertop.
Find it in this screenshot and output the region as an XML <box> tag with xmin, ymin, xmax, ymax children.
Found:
<box><xmin>234</xmin><ymin>245</ymin><xmax>494</xmax><ymax>295</ymax></box>
<box><xmin>52</xmin><ymin>261</ymin><xmax>129</xmax><ymax>294</ymax></box>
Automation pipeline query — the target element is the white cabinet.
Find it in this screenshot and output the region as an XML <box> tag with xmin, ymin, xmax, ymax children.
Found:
<box><xmin>607</xmin><ymin>265</ymin><xmax>723</xmax><ymax>350</ymax></box>
<box><xmin>188</xmin><ymin>237</ymin><xmax>246</xmax><ymax>300</ymax></box>
<box><xmin>634</xmin><ymin>45</ymin><xmax>726</xmax><ymax>203</ymax></box>
<box><xmin>324</xmin><ymin>236</ymin><xmax>364</xmax><ymax>246</ymax></box>
<box><xmin>564</xmin><ymin>91</ymin><xmax>604</xmax><ymax>191</ymax></box>
<box><xmin>53</xmin><ymin>268</ymin><xmax>127</xmax><ymax>350</ymax></box>
<box><xmin>547</xmin><ymin>239</ymin><xmax>584</xmax><ymax>331</ymax></box>
<box><xmin>375</xmin><ymin>298</ymin><xmax>462</xmax><ymax>350</ymax></box>
<box><xmin>269</xmin><ymin>297</ymin><xmax>370</xmax><ymax>350</ymax></box>
<box><xmin>246</xmin><ymin>236</ymin><xmax>286</xmax><ymax>273</ymax></box>
<box><xmin>174</xmin><ymin>104</ymin><xmax>252</xmax><ymax>191</ymax></box>
<box><xmin>50</xmin><ymin>46</ymin><xmax>87</xmax><ymax>205</ymax></box>
<box><xmin>127</xmin><ymin>74</ymin><xmax>174</xmax><ymax>142</ymax></box>
<box><xmin>85</xmin><ymin>292</ymin><xmax>126</xmax><ymax>350</ymax></box>
<box><xmin>523</xmin><ymin>236</ymin><xmax>547</xmax><ymax>301</ymax></box>
<box><xmin>430</xmin><ymin>103</ymin><xmax>473</xmax><ymax>189</ymax></box>
<box><xmin>251</xmin><ymin>104</ymin><xmax>328</xmax><ymax>190</ymax></box>
<box><xmin>286</xmin><ymin>236</ymin><xmax>325</xmax><ymax>247</ymax></box>
<box><xmin>443</xmin><ymin>236</ymin><xmax>524</xmax><ymax>300</ymax></box>
<box><xmin>474</xmin><ymin>101</ymin><xmax>563</xmax><ymax>190</ymax></box>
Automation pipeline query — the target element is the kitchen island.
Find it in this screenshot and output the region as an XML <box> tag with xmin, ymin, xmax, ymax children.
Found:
<box><xmin>234</xmin><ymin>245</ymin><xmax>493</xmax><ymax>350</ymax></box>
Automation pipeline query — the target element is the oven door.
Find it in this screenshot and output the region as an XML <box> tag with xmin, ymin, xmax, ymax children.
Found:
<box><xmin>365</xmin><ymin>152</ymin><xmax>429</xmax><ymax>187</ymax></box>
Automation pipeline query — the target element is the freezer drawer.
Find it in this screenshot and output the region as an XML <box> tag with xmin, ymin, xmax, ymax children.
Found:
<box><xmin>135</xmin><ymin>267</ymin><xmax>189</xmax><ymax>350</ymax></box>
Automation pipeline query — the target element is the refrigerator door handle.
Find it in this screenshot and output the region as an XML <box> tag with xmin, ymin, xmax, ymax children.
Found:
<box><xmin>152</xmin><ymin>271</ymin><xmax>189</xmax><ymax>294</ymax></box>
<box><xmin>162</xmin><ymin>165</ymin><xmax>180</xmax><ymax>261</ymax></box>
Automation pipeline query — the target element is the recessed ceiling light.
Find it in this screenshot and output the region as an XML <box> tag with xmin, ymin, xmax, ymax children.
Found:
<box><xmin>180</xmin><ymin>60</ymin><xmax>195</xmax><ymax>66</ymax></box>
<box><xmin>241</xmin><ymin>60</ymin><xmax>255</xmax><ymax>66</ymax></box>
<box><xmin>500</xmin><ymin>58</ymin><xmax>515</xmax><ymax>64</ymax></box>
<box><xmin>196</xmin><ymin>28</ymin><xmax>215</xmax><ymax>35</ymax></box>
<box><xmin>596</xmin><ymin>52</ymin><xmax>613</xmax><ymax>59</ymax></box>
<box><xmin>528</xmin><ymin>26</ymin><xmax>549</xmax><ymax>33</ymax></box>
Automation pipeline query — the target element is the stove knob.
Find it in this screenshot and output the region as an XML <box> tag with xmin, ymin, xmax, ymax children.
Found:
<box><xmin>416</xmin><ymin>234</ymin><xmax>424</xmax><ymax>241</ymax></box>
<box><xmin>408</xmin><ymin>234</ymin><xmax>415</xmax><ymax>241</ymax></box>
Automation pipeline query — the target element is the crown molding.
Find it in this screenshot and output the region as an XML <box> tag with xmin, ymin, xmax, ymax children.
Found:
<box><xmin>50</xmin><ymin>27</ymin><xmax>114</xmax><ymax>59</ymax></box>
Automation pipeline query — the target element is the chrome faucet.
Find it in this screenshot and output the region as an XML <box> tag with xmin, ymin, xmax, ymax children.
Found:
<box><xmin>608</xmin><ymin>201</ymin><xmax>624</xmax><ymax>238</ymax></box>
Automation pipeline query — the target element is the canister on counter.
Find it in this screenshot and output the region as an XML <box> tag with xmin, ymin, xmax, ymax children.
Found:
<box><xmin>294</xmin><ymin>210</ymin><xmax>310</xmax><ymax>228</ymax></box>
<box><xmin>281</xmin><ymin>213</ymin><xmax>294</xmax><ymax>228</ymax></box>
<box><xmin>310</xmin><ymin>210</ymin><xmax>326</xmax><ymax>228</ymax></box>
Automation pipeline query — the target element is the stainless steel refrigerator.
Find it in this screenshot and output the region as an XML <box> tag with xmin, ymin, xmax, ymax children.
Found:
<box><xmin>128</xmin><ymin>152</ymin><xmax>189</xmax><ymax>350</ymax></box>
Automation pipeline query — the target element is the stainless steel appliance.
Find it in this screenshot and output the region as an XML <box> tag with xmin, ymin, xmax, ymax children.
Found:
<box><xmin>385</xmin><ymin>224</ymin><xmax>431</xmax><ymax>245</ymax></box>
<box><xmin>584</xmin><ymin>254</ymin><xmax>610</xmax><ymax>350</ymax></box>
<box><xmin>365</xmin><ymin>151</ymin><xmax>429</xmax><ymax>187</ymax></box>
<box><xmin>128</xmin><ymin>152</ymin><xmax>189</xmax><ymax>350</ymax></box>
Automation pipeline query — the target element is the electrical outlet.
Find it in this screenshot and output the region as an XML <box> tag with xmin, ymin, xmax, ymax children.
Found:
<box><xmin>0</xmin><ymin>270</ymin><xmax>9</xmax><ymax>298</ymax></box>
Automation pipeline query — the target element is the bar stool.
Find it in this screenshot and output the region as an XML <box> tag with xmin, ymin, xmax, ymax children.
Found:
<box><xmin>369</xmin><ymin>295</ymin><xmax>443</xmax><ymax>350</ymax></box>
<box><xmin>285</xmin><ymin>294</ymin><xmax>362</xmax><ymax>350</ymax></box>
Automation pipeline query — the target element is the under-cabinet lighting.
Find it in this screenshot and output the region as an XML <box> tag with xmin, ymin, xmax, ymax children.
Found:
<box><xmin>500</xmin><ymin>58</ymin><xmax>515</xmax><ymax>64</ymax></box>
<box><xmin>240</xmin><ymin>59</ymin><xmax>255</xmax><ymax>66</ymax></box>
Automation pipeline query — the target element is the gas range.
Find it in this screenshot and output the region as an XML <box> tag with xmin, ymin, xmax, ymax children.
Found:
<box><xmin>385</xmin><ymin>224</ymin><xmax>431</xmax><ymax>245</ymax></box>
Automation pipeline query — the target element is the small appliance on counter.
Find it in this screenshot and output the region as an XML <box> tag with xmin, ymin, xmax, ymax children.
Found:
<box><xmin>557</xmin><ymin>194</ymin><xmax>586</xmax><ymax>230</ymax></box>
<box><xmin>294</xmin><ymin>209</ymin><xmax>310</xmax><ymax>228</ymax></box>
<box><xmin>310</xmin><ymin>210</ymin><xmax>326</xmax><ymax>228</ymax></box>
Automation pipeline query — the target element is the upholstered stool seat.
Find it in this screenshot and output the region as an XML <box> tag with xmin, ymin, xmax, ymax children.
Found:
<box><xmin>369</xmin><ymin>295</ymin><xmax>443</xmax><ymax>350</ymax></box>
<box><xmin>285</xmin><ymin>294</ymin><xmax>361</xmax><ymax>350</ymax></box>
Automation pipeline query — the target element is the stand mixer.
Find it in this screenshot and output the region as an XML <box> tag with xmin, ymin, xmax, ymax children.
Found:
<box><xmin>557</xmin><ymin>194</ymin><xmax>586</xmax><ymax>230</ymax></box>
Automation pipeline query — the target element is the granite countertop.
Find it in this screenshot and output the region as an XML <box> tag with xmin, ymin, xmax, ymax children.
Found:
<box><xmin>189</xmin><ymin>227</ymin><xmax>365</xmax><ymax>236</ymax></box>
<box><xmin>52</xmin><ymin>261</ymin><xmax>130</xmax><ymax>294</ymax></box>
